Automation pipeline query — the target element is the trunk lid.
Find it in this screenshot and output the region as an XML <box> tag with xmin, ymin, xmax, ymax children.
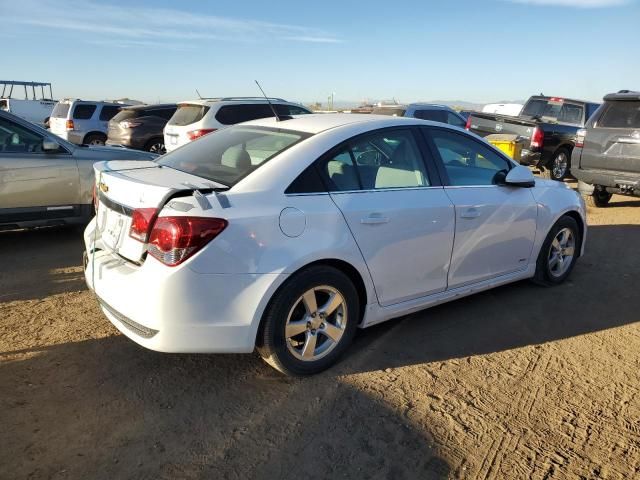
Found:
<box><xmin>93</xmin><ymin>160</ymin><xmax>225</xmax><ymax>262</ymax></box>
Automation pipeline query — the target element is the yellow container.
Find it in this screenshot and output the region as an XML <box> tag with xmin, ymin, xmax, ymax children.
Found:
<box><xmin>486</xmin><ymin>134</ymin><xmax>523</xmax><ymax>161</ymax></box>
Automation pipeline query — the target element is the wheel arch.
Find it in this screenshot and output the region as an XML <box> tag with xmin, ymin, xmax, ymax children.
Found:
<box><xmin>83</xmin><ymin>131</ymin><xmax>107</xmax><ymax>143</ymax></box>
<box><xmin>562</xmin><ymin>210</ymin><xmax>585</xmax><ymax>257</ymax></box>
<box><xmin>253</xmin><ymin>258</ymin><xmax>370</xmax><ymax>348</ymax></box>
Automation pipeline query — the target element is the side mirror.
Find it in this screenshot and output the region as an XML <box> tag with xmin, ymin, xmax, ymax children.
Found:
<box><xmin>42</xmin><ymin>139</ymin><xmax>61</xmax><ymax>152</ymax></box>
<box><xmin>504</xmin><ymin>165</ymin><xmax>535</xmax><ymax>188</ymax></box>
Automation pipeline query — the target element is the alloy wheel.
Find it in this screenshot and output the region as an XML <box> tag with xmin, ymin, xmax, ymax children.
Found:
<box><xmin>548</xmin><ymin>227</ymin><xmax>575</xmax><ymax>278</ymax></box>
<box><xmin>149</xmin><ymin>142</ymin><xmax>166</xmax><ymax>154</ymax></box>
<box><xmin>552</xmin><ymin>152</ymin><xmax>568</xmax><ymax>180</ymax></box>
<box><xmin>285</xmin><ymin>286</ymin><xmax>348</xmax><ymax>362</ymax></box>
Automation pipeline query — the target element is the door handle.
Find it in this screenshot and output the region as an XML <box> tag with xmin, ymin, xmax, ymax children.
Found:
<box><xmin>361</xmin><ymin>213</ymin><xmax>390</xmax><ymax>225</ymax></box>
<box><xmin>460</xmin><ymin>207</ymin><xmax>481</xmax><ymax>219</ymax></box>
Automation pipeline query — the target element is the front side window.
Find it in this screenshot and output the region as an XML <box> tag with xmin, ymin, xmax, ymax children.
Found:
<box><xmin>73</xmin><ymin>104</ymin><xmax>97</xmax><ymax>120</ymax></box>
<box><xmin>598</xmin><ymin>101</ymin><xmax>640</xmax><ymax>129</ymax></box>
<box><xmin>321</xmin><ymin>129</ymin><xmax>430</xmax><ymax>191</ymax></box>
<box><xmin>429</xmin><ymin>129</ymin><xmax>510</xmax><ymax>186</ymax></box>
<box><xmin>0</xmin><ymin>118</ymin><xmax>44</xmax><ymax>153</ymax></box>
<box><xmin>157</xmin><ymin>126</ymin><xmax>307</xmax><ymax>186</ymax></box>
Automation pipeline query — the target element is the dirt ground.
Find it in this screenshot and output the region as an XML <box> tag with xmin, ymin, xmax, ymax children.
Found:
<box><xmin>1</xmin><ymin>193</ymin><xmax>639</xmax><ymax>480</ymax></box>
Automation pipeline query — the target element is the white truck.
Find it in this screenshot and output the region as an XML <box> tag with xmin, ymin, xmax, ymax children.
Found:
<box><xmin>0</xmin><ymin>81</ymin><xmax>56</xmax><ymax>127</ymax></box>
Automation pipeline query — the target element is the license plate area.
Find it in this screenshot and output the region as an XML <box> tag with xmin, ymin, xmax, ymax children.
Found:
<box><xmin>97</xmin><ymin>202</ymin><xmax>127</xmax><ymax>250</ymax></box>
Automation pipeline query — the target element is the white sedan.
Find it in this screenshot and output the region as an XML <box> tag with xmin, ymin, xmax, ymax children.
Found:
<box><xmin>84</xmin><ymin>114</ymin><xmax>586</xmax><ymax>375</ymax></box>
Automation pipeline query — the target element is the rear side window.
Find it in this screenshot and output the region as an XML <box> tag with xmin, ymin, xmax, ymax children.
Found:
<box><xmin>319</xmin><ymin>129</ymin><xmax>430</xmax><ymax>191</ymax></box>
<box><xmin>73</xmin><ymin>104</ymin><xmax>97</xmax><ymax>120</ymax></box>
<box><xmin>215</xmin><ymin>104</ymin><xmax>273</xmax><ymax>125</ymax></box>
<box><xmin>99</xmin><ymin>106</ymin><xmax>121</xmax><ymax>121</ymax></box>
<box><xmin>168</xmin><ymin>104</ymin><xmax>210</xmax><ymax>126</ymax></box>
<box><xmin>597</xmin><ymin>101</ymin><xmax>640</xmax><ymax>129</ymax></box>
<box><xmin>52</xmin><ymin>103</ymin><xmax>70</xmax><ymax>118</ymax></box>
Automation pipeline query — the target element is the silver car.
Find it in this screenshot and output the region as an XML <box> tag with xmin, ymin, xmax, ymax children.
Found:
<box><xmin>0</xmin><ymin>110</ymin><xmax>156</xmax><ymax>230</ymax></box>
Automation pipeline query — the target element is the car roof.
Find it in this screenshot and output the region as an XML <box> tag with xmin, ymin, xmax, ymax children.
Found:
<box><xmin>122</xmin><ymin>103</ymin><xmax>177</xmax><ymax>111</ymax></box>
<box><xmin>177</xmin><ymin>97</ymin><xmax>295</xmax><ymax>107</ymax></box>
<box><xmin>243</xmin><ymin>113</ymin><xmax>437</xmax><ymax>134</ymax></box>
<box><xmin>603</xmin><ymin>90</ymin><xmax>640</xmax><ymax>102</ymax></box>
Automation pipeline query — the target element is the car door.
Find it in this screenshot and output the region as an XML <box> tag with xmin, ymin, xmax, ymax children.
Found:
<box><xmin>0</xmin><ymin>115</ymin><xmax>80</xmax><ymax>219</ymax></box>
<box><xmin>322</xmin><ymin>127</ymin><xmax>455</xmax><ymax>306</ymax></box>
<box><xmin>422</xmin><ymin>127</ymin><xmax>537</xmax><ymax>289</ymax></box>
<box><xmin>581</xmin><ymin>100</ymin><xmax>640</xmax><ymax>175</ymax></box>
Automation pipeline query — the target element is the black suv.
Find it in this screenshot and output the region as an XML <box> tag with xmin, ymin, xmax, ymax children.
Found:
<box><xmin>107</xmin><ymin>103</ymin><xmax>177</xmax><ymax>154</ymax></box>
<box><xmin>571</xmin><ymin>91</ymin><xmax>640</xmax><ymax>207</ymax></box>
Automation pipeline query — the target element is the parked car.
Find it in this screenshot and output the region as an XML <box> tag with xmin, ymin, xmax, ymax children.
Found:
<box><xmin>0</xmin><ymin>80</ymin><xmax>56</xmax><ymax>127</ymax></box>
<box><xmin>163</xmin><ymin>97</ymin><xmax>312</xmax><ymax>152</ymax></box>
<box><xmin>372</xmin><ymin>104</ymin><xmax>467</xmax><ymax>128</ymax></box>
<box><xmin>107</xmin><ymin>103</ymin><xmax>177</xmax><ymax>154</ymax></box>
<box><xmin>49</xmin><ymin>99</ymin><xmax>130</xmax><ymax>146</ymax></box>
<box><xmin>84</xmin><ymin>113</ymin><xmax>586</xmax><ymax>376</ymax></box>
<box><xmin>0</xmin><ymin>110</ymin><xmax>155</xmax><ymax>230</ymax></box>
<box><xmin>572</xmin><ymin>90</ymin><xmax>640</xmax><ymax>207</ymax></box>
<box><xmin>466</xmin><ymin>95</ymin><xmax>601</xmax><ymax>180</ymax></box>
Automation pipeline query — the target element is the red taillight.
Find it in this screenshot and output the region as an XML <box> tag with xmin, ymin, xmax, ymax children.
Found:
<box><xmin>66</xmin><ymin>119</ymin><xmax>75</xmax><ymax>130</ymax></box>
<box><xmin>530</xmin><ymin>127</ymin><xmax>544</xmax><ymax>149</ymax></box>
<box><xmin>575</xmin><ymin>128</ymin><xmax>586</xmax><ymax>148</ymax></box>
<box><xmin>147</xmin><ymin>217</ymin><xmax>227</xmax><ymax>267</ymax></box>
<box><xmin>465</xmin><ymin>115</ymin><xmax>472</xmax><ymax>130</ymax></box>
<box><xmin>129</xmin><ymin>208</ymin><xmax>158</xmax><ymax>242</ymax></box>
<box><xmin>187</xmin><ymin>128</ymin><xmax>216</xmax><ymax>141</ymax></box>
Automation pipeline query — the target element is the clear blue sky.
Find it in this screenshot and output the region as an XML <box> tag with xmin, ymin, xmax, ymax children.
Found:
<box><xmin>2</xmin><ymin>0</ymin><xmax>638</xmax><ymax>105</ymax></box>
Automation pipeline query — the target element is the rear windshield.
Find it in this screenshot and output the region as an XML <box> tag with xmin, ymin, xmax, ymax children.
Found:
<box><xmin>598</xmin><ymin>101</ymin><xmax>640</xmax><ymax>129</ymax></box>
<box><xmin>52</xmin><ymin>103</ymin><xmax>71</xmax><ymax>118</ymax></box>
<box><xmin>521</xmin><ymin>99</ymin><xmax>584</xmax><ymax>125</ymax></box>
<box><xmin>372</xmin><ymin>107</ymin><xmax>406</xmax><ymax>117</ymax></box>
<box><xmin>111</xmin><ymin>109</ymin><xmax>138</xmax><ymax>123</ymax></box>
<box><xmin>157</xmin><ymin>126</ymin><xmax>308</xmax><ymax>186</ymax></box>
<box><xmin>168</xmin><ymin>104</ymin><xmax>210</xmax><ymax>126</ymax></box>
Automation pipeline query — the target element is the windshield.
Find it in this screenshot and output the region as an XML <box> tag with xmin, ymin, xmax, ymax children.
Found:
<box><xmin>157</xmin><ymin>126</ymin><xmax>309</xmax><ymax>186</ymax></box>
<box><xmin>51</xmin><ymin>103</ymin><xmax>71</xmax><ymax>118</ymax></box>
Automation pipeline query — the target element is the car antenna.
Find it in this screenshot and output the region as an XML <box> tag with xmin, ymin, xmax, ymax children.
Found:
<box><xmin>196</xmin><ymin>89</ymin><xmax>203</xmax><ymax>100</ymax></box>
<box><xmin>254</xmin><ymin>80</ymin><xmax>291</xmax><ymax>121</ymax></box>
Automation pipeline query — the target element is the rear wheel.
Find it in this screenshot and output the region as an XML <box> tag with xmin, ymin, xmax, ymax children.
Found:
<box><xmin>145</xmin><ymin>138</ymin><xmax>166</xmax><ymax>155</ymax></box>
<box><xmin>583</xmin><ymin>188</ymin><xmax>612</xmax><ymax>208</ymax></box>
<box><xmin>540</xmin><ymin>148</ymin><xmax>570</xmax><ymax>181</ymax></box>
<box><xmin>532</xmin><ymin>216</ymin><xmax>580</xmax><ymax>286</ymax></box>
<box><xmin>84</xmin><ymin>133</ymin><xmax>107</xmax><ymax>146</ymax></box>
<box><xmin>257</xmin><ymin>265</ymin><xmax>359</xmax><ymax>376</ymax></box>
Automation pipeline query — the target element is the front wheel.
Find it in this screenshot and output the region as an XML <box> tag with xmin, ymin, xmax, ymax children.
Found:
<box><xmin>532</xmin><ymin>216</ymin><xmax>580</xmax><ymax>286</ymax></box>
<box><xmin>540</xmin><ymin>148</ymin><xmax>570</xmax><ymax>181</ymax></box>
<box><xmin>257</xmin><ymin>266</ymin><xmax>359</xmax><ymax>376</ymax></box>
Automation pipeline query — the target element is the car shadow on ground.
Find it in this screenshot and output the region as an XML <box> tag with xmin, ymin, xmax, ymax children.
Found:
<box><xmin>0</xmin><ymin>227</ymin><xmax>86</xmax><ymax>303</ymax></box>
<box><xmin>1</xmin><ymin>335</ymin><xmax>452</xmax><ymax>480</ymax></box>
<box><xmin>335</xmin><ymin>223</ymin><xmax>640</xmax><ymax>374</ymax></box>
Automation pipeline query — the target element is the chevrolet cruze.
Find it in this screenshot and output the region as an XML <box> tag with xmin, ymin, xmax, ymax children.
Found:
<box><xmin>84</xmin><ymin>114</ymin><xmax>586</xmax><ymax>375</ymax></box>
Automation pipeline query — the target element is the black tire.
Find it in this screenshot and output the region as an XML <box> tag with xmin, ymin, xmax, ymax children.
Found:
<box><xmin>532</xmin><ymin>216</ymin><xmax>580</xmax><ymax>286</ymax></box>
<box><xmin>583</xmin><ymin>189</ymin><xmax>612</xmax><ymax>208</ymax></box>
<box><xmin>540</xmin><ymin>148</ymin><xmax>571</xmax><ymax>181</ymax></box>
<box><xmin>84</xmin><ymin>133</ymin><xmax>107</xmax><ymax>146</ymax></box>
<box><xmin>144</xmin><ymin>137</ymin><xmax>166</xmax><ymax>155</ymax></box>
<box><xmin>256</xmin><ymin>265</ymin><xmax>360</xmax><ymax>376</ymax></box>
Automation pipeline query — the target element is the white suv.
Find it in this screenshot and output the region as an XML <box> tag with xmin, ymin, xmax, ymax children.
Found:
<box><xmin>163</xmin><ymin>97</ymin><xmax>311</xmax><ymax>152</ymax></box>
<box><xmin>49</xmin><ymin>99</ymin><xmax>130</xmax><ymax>145</ymax></box>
